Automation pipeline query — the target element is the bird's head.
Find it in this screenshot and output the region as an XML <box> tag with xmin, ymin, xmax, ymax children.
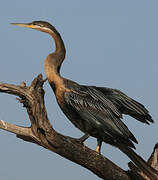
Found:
<box><xmin>11</xmin><ymin>21</ymin><xmax>58</xmax><ymax>35</ymax></box>
<box><xmin>11</xmin><ymin>20</ymin><xmax>66</xmax><ymax>70</ymax></box>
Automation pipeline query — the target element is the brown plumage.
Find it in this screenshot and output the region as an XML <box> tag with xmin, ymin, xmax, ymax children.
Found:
<box><xmin>12</xmin><ymin>21</ymin><xmax>154</xmax><ymax>174</ymax></box>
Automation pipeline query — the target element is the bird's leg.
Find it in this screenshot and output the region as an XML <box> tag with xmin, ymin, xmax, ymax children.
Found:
<box><xmin>76</xmin><ymin>133</ymin><xmax>90</xmax><ymax>145</ymax></box>
<box><xmin>96</xmin><ymin>139</ymin><xmax>102</xmax><ymax>154</ymax></box>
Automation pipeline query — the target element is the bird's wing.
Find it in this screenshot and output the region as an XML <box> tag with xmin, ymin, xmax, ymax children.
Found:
<box><xmin>95</xmin><ymin>87</ymin><xmax>153</xmax><ymax>124</ymax></box>
<box><xmin>64</xmin><ymin>86</ymin><xmax>137</xmax><ymax>148</ymax></box>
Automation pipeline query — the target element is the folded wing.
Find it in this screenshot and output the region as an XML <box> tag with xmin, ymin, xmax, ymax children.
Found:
<box><xmin>64</xmin><ymin>86</ymin><xmax>138</xmax><ymax>149</ymax></box>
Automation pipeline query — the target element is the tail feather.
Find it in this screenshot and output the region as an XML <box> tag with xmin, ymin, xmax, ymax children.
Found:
<box><xmin>118</xmin><ymin>144</ymin><xmax>158</xmax><ymax>180</ymax></box>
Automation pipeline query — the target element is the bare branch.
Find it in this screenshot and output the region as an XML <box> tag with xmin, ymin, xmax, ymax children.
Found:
<box><xmin>0</xmin><ymin>120</ymin><xmax>30</xmax><ymax>136</ymax></box>
<box><xmin>0</xmin><ymin>120</ymin><xmax>39</xmax><ymax>143</ymax></box>
<box><xmin>148</xmin><ymin>143</ymin><xmax>158</xmax><ymax>171</ymax></box>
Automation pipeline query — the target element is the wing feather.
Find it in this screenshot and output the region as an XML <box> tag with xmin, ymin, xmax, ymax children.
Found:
<box><xmin>64</xmin><ymin>87</ymin><xmax>137</xmax><ymax>148</ymax></box>
<box><xmin>95</xmin><ymin>87</ymin><xmax>153</xmax><ymax>124</ymax></box>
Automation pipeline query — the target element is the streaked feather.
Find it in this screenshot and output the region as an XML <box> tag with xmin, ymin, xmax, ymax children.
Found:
<box><xmin>95</xmin><ymin>87</ymin><xmax>153</xmax><ymax>124</ymax></box>
<box><xmin>64</xmin><ymin>85</ymin><xmax>139</xmax><ymax>148</ymax></box>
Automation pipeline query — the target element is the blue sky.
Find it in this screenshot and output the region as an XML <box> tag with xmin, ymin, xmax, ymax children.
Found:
<box><xmin>0</xmin><ymin>1</ymin><xmax>158</xmax><ymax>179</ymax></box>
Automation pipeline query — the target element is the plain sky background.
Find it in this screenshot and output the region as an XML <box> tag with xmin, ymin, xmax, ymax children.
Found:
<box><xmin>0</xmin><ymin>1</ymin><xmax>158</xmax><ymax>179</ymax></box>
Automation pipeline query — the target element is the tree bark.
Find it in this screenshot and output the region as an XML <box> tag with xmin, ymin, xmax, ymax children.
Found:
<box><xmin>0</xmin><ymin>74</ymin><xmax>158</xmax><ymax>180</ymax></box>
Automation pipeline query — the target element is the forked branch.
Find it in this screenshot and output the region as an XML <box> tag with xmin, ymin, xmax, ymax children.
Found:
<box><xmin>0</xmin><ymin>74</ymin><xmax>158</xmax><ymax>180</ymax></box>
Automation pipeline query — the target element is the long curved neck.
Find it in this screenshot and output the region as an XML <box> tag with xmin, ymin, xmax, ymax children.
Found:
<box><xmin>50</xmin><ymin>30</ymin><xmax>66</xmax><ymax>61</ymax></box>
<box><xmin>44</xmin><ymin>27</ymin><xmax>66</xmax><ymax>90</ymax></box>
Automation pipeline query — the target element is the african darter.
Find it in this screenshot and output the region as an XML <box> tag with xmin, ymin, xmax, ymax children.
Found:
<box><xmin>12</xmin><ymin>21</ymin><xmax>154</xmax><ymax>171</ymax></box>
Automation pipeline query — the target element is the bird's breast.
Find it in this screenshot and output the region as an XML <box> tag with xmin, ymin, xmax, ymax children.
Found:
<box><xmin>56</xmin><ymin>87</ymin><xmax>65</xmax><ymax>105</ymax></box>
<box><xmin>55</xmin><ymin>86</ymin><xmax>71</xmax><ymax>106</ymax></box>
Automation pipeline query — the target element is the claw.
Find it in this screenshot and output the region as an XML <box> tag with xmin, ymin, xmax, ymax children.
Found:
<box><xmin>96</xmin><ymin>139</ymin><xmax>102</xmax><ymax>154</ymax></box>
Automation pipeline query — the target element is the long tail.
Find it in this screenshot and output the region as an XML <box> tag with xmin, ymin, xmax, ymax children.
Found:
<box><xmin>118</xmin><ymin>144</ymin><xmax>158</xmax><ymax>180</ymax></box>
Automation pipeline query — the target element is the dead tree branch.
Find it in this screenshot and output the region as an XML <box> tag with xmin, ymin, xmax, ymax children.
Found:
<box><xmin>0</xmin><ymin>74</ymin><xmax>158</xmax><ymax>180</ymax></box>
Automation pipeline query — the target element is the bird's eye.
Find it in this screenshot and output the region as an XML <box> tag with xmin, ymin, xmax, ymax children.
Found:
<box><xmin>32</xmin><ymin>22</ymin><xmax>44</xmax><ymax>27</ymax></box>
<box><xmin>32</xmin><ymin>22</ymin><xmax>37</xmax><ymax>25</ymax></box>
<box><xmin>39</xmin><ymin>24</ymin><xmax>44</xmax><ymax>27</ymax></box>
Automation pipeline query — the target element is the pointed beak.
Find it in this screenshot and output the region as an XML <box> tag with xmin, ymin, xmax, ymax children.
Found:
<box><xmin>11</xmin><ymin>23</ymin><xmax>35</xmax><ymax>29</ymax></box>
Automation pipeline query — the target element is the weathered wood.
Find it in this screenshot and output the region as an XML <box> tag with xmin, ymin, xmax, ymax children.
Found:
<box><xmin>0</xmin><ymin>74</ymin><xmax>158</xmax><ymax>180</ymax></box>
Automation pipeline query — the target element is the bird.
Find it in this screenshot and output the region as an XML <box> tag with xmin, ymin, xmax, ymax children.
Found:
<box><xmin>11</xmin><ymin>21</ymin><xmax>154</xmax><ymax>174</ymax></box>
